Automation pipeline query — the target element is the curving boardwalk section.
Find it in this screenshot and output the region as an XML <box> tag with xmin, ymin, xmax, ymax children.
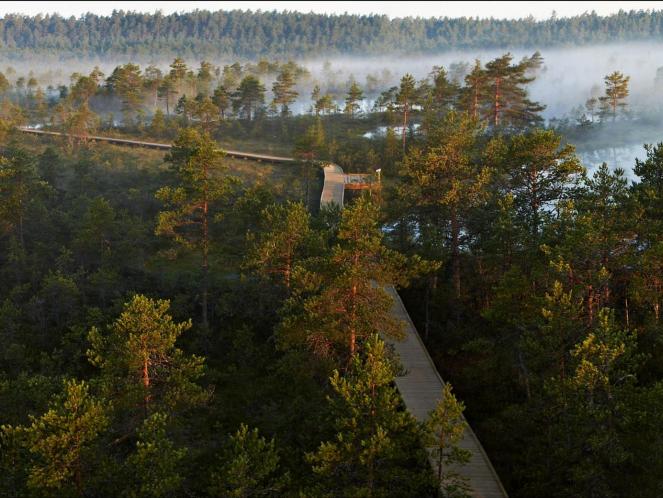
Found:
<box><xmin>320</xmin><ymin>163</ymin><xmax>346</xmax><ymax>207</ymax></box>
<box><xmin>17</xmin><ymin>127</ymin><xmax>296</xmax><ymax>163</ymax></box>
<box><xmin>321</xmin><ymin>165</ymin><xmax>508</xmax><ymax>498</ymax></box>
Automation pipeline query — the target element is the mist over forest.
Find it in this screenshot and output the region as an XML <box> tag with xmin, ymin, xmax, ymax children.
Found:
<box><xmin>5</xmin><ymin>40</ymin><xmax>663</xmax><ymax>171</ymax></box>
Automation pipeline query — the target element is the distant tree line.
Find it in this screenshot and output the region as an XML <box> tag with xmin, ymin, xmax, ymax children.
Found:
<box><xmin>1</xmin><ymin>9</ymin><xmax>663</xmax><ymax>58</ymax></box>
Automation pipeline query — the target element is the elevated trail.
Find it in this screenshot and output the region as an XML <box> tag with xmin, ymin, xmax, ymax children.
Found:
<box><xmin>17</xmin><ymin>126</ymin><xmax>507</xmax><ymax>496</ymax></box>
<box><xmin>17</xmin><ymin>127</ymin><xmax>296</xmax><ymax>163</ymax></box>
<box><xmin>321</xmin><ymin>164</ymin><xmax>508</xmax><ymax>498</ymax></box>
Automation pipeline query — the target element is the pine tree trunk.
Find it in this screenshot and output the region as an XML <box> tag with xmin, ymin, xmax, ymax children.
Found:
<box><xmin>402</xmin><ymin>101</ymin><xmax>408</xmax><ymax>151</ymax></box>
<box><xmin>350</xmin><ymin>282</ymin><xmax>357</xmax><ymax>358</ymax></box>
<box><xmin>425</xmin><ymin>281</ymin><xmax>431</xmax><ymax>341</ymax></box>
<box><xmin>202</xmin><ymin>161</ymin><xmax>210</xmax><ymax>329</ymax></box>
<box><xmin>451</xmin><ymin>206</ymin><xmax>461</xmax><ymax>299</ymax></box>
<box><xmin>142</xmin><ymin>355</ymin><xmax>150</xmax><ymax>417</ymax></box>
<box><xmin>74</xmin><ymin>455</ymin><xmax>84</xmax><ymax>497</ymax></box>
<box><xmin>655</xmin><ymin>301</ymin><xmax>660</xmax><ymax>323</ymax></box>
<box><xmin>437</xmin><ymin>441</ymin><xmax>444</xmax><ymax>497</ymax></box>
<box><xmin>18</xmin><ymin>211</ymin><xmax>25</xmax><ymax>252</ymax></box>
<box><xmin>472</xmin><ymin>86</ymin><xmax>478</xmax><ymax>119</ymax></box>
<box><xmin>494</xmin><ymin>77</ymin><xmax>501</xmax><ymax>127</ymax></box>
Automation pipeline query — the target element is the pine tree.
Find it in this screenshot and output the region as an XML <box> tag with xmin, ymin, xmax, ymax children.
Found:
<box><xmin>245</xmin><ymin>201</ymin><xmax>312</xmax><ymax>289</ymax></box>
<box><xmin>20</xmin><ymin>379</ymin><xmax>108</xmax><ymax>497</ymax></box>
<box><xmin>124</xmin><ymin>412</ymin><xmax>187</xmax><ymax>498</ymax></box>
<box><xmin>169</xmin><ymin>57</ymin><xmax>188</xmax><ymax>95</ymax></box>
<box><xmin>311</xmin><ymin>84</ymin><xmax>321</xmax><ymax>115</ymax></box>
<box><xmin>155</xmin><ymin>129</ymin><xmax>237</xmax><ymax>328</ymax></box>
<box><xmin>633</xmin><ymin>142</ymin><xmax>663</xmax><ymax>237</ymax></box>
<box><xmin>307</xmin><ymin>335</ymin><xmax>423</xmax><ymax>496</ymax></box>
<box><xmin>397</xmin><ymin>74</ymin><xmax>417</xmax><ymax>150</ymax></box>
<box><xmin>505</xmin><ymin>129</ymin><xmax>583</xmax><ymax>242</ymax></box>
<box><xmin>461</xmin><ymin>60</ymin><xmax>487</xmax><ymax>120</ymax></box>
<box><xmin>233</xmin><ymin>75</ymin><xmax>266</xmax><ymax>121</ymax></box>
<box><xmin>599</xmin><ymin>71</ymin><xmax>629</xmax><ymax>121</ymax></box>
<box><xmin>212</xmin><ymin>84</ymin><xmax>231</xmax><ymax>119</ymax></box>
<box><xmin>0</xmin><ymin>146</ymin><xmax>49</xmax><ymax>252</ymax></box>
<box><xmin>87</xmin><ymin>295</ymin><xmax>209</xmax><ymax>423</ymax></box>
<box><xmin>114</xmin><ymin>63</ymin><xmax>144</xmax><ymax>125</ymax></box>
<box><xmin>209</xmin><ymin>424</ymin><xmax>288</xmax><ymax>497</ymax></box>
<box><xmin>384</xmin><ymin>126</ymin><xmax>400</xmax><ymax>173</ymax></box>
<box><xmin>424</xmin><ymin>384</ymin><xmax>472</xmax><ymax>497</ymax></box>
<box><xmin>344</xmin><ymin>81</ymin><xmax>363</xmax><ymax>118</ymax></box>
<box><xmin>197</xmin><ymin>60</ymin><xmax>215</xmax><ymax>96</ymax></box>
<box><xmin>271</xmin><ymin>67</ymin><xmax>298</xmax><ymax>116</ymax></box>
<box><xmin>399</xmin><ymin>112</ymin><xmax>491</xmax><ymax>298</ymax></box>
<box><xmin>563</xmin><ymin>308</ymin><xmax>639</xmax><ymax>497</ymax></box>
<box><xmin>429</xmin><ymin>65</ymin><xmax>459</xmax><ymax>114</ymax></box>
<box><xmin>144</xmin><ymin>64</ymin><xmax>163</xmax><ymax>109</ymax></box>
<box><xmin>279</xmin><ymin>197</ymin><xmax>410</xmax><ymax>362</ymax></box>
<box><xmin>158</xmin><ymin>76</ymin><xmax>177</xmax><ymax>116</ymax></box>
<box><xmin>483</xmin><ymin>53</ymin><xmax>545</xmax><ymax>128</ymax></box>
<box><xmin>150</xmin><ymin>108</ymin><xmax>166</xmax><ymax>136</ymax></box>
<box><xmin>193</xmin><ymin>96</ymin><xmax>220</xmax><ymax>132</ymax></box>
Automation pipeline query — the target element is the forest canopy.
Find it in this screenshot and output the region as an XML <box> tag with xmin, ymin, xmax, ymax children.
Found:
<box><xmin>2</xmin><ymin>9</ymin><xmax>663</xmax><ymax>59</ymax></box>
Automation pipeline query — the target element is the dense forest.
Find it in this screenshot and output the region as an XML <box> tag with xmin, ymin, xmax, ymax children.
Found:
<box><xmin>2</xmin><ymin>19</ymin><xmax>663</xmax><ymax>497</ymax></box>
<box><xmin>2</xmin><ymin>9</ymin><xmax>663</xmax><ymax>58</ymax></box>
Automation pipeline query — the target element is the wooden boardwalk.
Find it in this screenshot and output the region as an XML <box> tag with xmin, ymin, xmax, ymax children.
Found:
<box><xmin>320</xmin><ymin>163</ymin><xmax>346</xmax><ymax>207</ymax></box>
<box><xmin>321</xmin><ymin>165</ymin><xmax>508</xmax><ymax>498</ymax></box>
<box><xmin>17</xmin><ymin>127</ymin><xmax>296</xmax><ymax>163</ymax></box>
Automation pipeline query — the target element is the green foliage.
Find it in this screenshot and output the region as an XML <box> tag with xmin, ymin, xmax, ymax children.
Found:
<box><xmin>245</xmin><ymin>201</ymin><xmax>313</xmax><ymax>289</ymax></box>
<box><xmin>233</xmin><ymin>76</ymin><xmax>266</xmax><ymax>121</ymax></box>
<box><xmin>156</xmin><ymin>128</ymin><xmax>239</xmax><ymax>326</ymax></box>
<box><xmin>599</xmin><ymin>71</ymin><xmax>629</xmax><ymax>121</ymax></box>
<box><xmin>279</xmin><ymin>197</ymin><xmax>418</xmax><ymax>362</ymax></box>
<box><xmin>424</xmin><ymin>384</ymin><xmax>471</xmax><ymax>498</ymax></box>
<box><xmin>307</xmin><ymin>335</ymin><xmax>432</xmax><ymax>497</ymax></box>
<box><xmin>344</xmin><ymin>81</ymin><xmax>364</xmax><ymax>118</ymax></box>
<box><xmin>2</xmin><ymin>11</ymin><xmax>663</xmax><ymax>59</ymax></box>
<box><xmin>20</xmin><ymin>379</ymin><xmax>108</xmax><ymax>496</ymax></box>
<box><xmin>271</xmin><ymin>68</ymin><xmax>298</xmax><ymax>116</ymax></box>
<box><xmin>124</xmin><ymin>412</ymin><xmax>187</xmax><ymax>498</ymax></box>
<box><xmin>209</xmin><ymin>424</ymin><xmax>288</xmax><ymax>497</ymax></box>
<box><xmin>87</xmin><ymin>294</ymin><xmax>209</xmax><ymax>420</ymax></box>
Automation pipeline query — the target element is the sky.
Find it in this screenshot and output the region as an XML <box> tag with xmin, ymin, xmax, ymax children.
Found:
<box><xmin>2</xmin><ymin>1</ymin><xmax>663</xmax><ymax>20</ymax></box>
